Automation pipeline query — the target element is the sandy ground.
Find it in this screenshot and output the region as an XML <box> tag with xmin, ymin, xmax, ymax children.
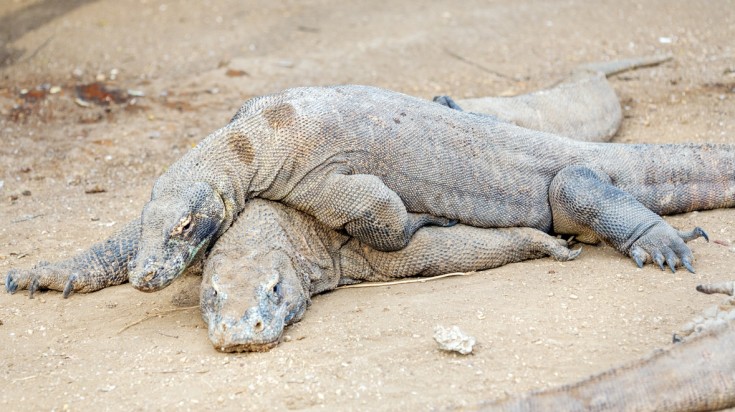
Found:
<box><xmin>1</xmin><ymin>0</ymin><xmax>734</xmax><ymax>410</ymax></box>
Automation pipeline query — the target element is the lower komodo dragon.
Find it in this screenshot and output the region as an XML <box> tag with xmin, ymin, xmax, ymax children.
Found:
<box><xmin>4</xmin><ymin>56</ymin><xmax>677</xmax><ymax>297</ymax></box>
<box><xmin>198</xmin><ymin>198</ymin><xmax>735</xmax><ymax>411</ymax></box>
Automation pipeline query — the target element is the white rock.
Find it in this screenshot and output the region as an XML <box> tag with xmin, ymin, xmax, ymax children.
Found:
<box><xmin>433</xmin><ymin>325</ymin><xmax>476</xmax><ymax>355</ymax></box>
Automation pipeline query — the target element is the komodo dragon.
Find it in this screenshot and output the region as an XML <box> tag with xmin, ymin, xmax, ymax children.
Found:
<box><xmin>199</xmin><ymin>198</ymin><xmax>580</xmax><ymax>352</ymax></box>
<box><xmin>6</xmin><ymin>56</ymin><xmax>703</xmax><ymax>297</ymax></box>
<box><xmin>200</xmin><ymin>200</ymin><xmax>734</xmax><ymax>410</ymax></box>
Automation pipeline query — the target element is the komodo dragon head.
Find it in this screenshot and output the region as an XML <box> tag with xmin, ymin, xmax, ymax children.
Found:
<box><xmin>129</xmin><ymin>181</ymin><xmax>228</xmax><ymax>292</ymax></box>
<box><xmin>198</xmin><ymin>199</ymin><xmax>331</xmax><ymax>352</ymax></box>
<box><xmin>201</xmin><ymin>248</ymin><xmax>310</xmax><ymax>352</ymax></box>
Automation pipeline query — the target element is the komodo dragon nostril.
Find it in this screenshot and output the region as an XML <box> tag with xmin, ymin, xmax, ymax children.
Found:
<box><xmin>141</xmin><ymin>270</ymin><xmax>156</xmax><ymax>283</ymax></box>
<box><xmin>254</xmin><ymin>320</ymin><xmax>264</xmax><ymax>333</ymax></box>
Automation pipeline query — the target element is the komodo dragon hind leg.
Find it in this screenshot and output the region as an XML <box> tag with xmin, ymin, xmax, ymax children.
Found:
<box><xmin>549</xmin><ymin>165</ymin><xmax>707</xmax><ymax>273</ymax></box>
<box><xmin>283</xmin><ymin>173</ymin><xmax>455</xmax><ymax>252</ymax></box>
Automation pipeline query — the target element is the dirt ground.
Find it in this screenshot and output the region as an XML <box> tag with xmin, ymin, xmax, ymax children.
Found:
<box><xmin>1</xmin><ymin>0</ymin><xmax>734</xmax><ymax>410</ymax></box>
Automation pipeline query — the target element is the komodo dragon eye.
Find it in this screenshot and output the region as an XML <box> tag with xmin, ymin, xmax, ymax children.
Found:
<box><xmin>171</xmin><ymin>214</ymin><xmax>193</xmax><ymax>237</ymax></box>
<box><xmin>266</xmin><ymin>275</ymin><xmax>282</xmax><ymax>304</ymax></box>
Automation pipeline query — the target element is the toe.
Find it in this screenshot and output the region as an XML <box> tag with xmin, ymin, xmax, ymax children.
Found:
<box><xmin>630</xmin><ymin>246</ymin><xmax>648</xmax><ymax>268</ymax></box>
<box><xmin>652</xmin><ymin>250</ymin><xmax>666</xmax><ymax>271</ymax></box>
<box><xmin>6</xmin><ymin>270</ymin><xmax>18</xmax><ymax>293</ymax></box>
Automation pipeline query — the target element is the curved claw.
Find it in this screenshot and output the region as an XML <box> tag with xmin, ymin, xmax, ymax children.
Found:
<box><xmin>697</xmin><ymin>227</ymin><xmax>709</xmax><ymax>242</ymax></box>
<box><xmin>28</xmin><ymin>276</ymin><xmax>39</xmax><ymax>299</ymax></box>
<box><xmin>631</xmin><ymin>247</ymin><xmax>646</xmax><ymax>268</ymax></box>
<box><xmin>63</xmin><ymin>273</ymin><xmax>78</xmax><ymax>299</ymax></box>
<box><xmin>664</xmin><ymin>251</ymin><xmax>678</xmax><ymax>273</ymax></box>
<box><xmin>679</xmin><ymin>226</ymin><xmax>709</xmax><ymax>243</ymax></box>
<box><xmin>652</xmin><ymin>250</ymin><xmax>666</xmax><ymax>271</ymax></box>
<box><xmin>568</xmin><ymin>247</ymin><xmax>583</xmax><ymax>260</ymax></box>
<box><xmin>681</xmin><ymin>256</ymin><xmax>696</xmax><ymax>274</ymax></box>
<box><xmin>6</xmin><ymin>270</ymin><xmax>18</xmax><ymax>294</ymax></box>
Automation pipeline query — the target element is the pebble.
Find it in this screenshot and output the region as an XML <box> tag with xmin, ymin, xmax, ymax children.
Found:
<box><xmin>433</xmin><ymin>325</ymin><xmax>476</xmax><ymax>355</ymax></box>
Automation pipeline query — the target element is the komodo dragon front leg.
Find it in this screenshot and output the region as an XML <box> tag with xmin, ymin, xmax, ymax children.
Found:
<box><xmin>5</xmin><ymin>220</ymin><xmax>140</xmax><ymax>297</ymax></box>
<box><xmin>548</xmin><ymin>165</ymin><xmax>707</xmax><ymax>272</ymax></box>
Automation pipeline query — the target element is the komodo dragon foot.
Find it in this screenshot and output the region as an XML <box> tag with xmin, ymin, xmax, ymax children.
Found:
<box><xmin>629</xmin><ymin>225</ymin><xmax>709</xmax><ymax>273</ymax></box>
<box><xmin>5</xmin><ymin>219</ymin><xmax>140</xmax><ymax>298</ymax></box>
<box><xmin>432</xmin><ymin>95</ymin><xmax>464</xmax><ymax>111</ymax></box>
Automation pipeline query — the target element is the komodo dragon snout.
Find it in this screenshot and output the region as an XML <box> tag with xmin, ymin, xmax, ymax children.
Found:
<box><xmin>130</xmin><ymin>182</ymin><xmax>226</xmax><ymax>292</ymax></box>
<box><xmin>201</xmin><ymin>249</ymin><xmax>309</xmax><ymax>352</ymax></box>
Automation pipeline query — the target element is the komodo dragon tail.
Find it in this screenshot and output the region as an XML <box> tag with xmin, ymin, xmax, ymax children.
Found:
<box><xmin>476</xmin><ymin>321</ymin><xmax>735</xmax><ymax>412</ymax></box>
<box><xmin>454</xmin><ymin>55</ymin><xmax>671</xmax><ymax>142</ymax></box>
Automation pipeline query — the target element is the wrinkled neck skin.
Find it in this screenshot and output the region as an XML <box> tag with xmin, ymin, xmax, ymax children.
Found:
<box><xmin>128</xmin><ymin>118</ymin><xmax>279</xmax><ymax>292</ymax></box>
<box><xmin>201</xmin><ymin>200</ymin><xmax>348</xmax><ymax>352</ymax></box>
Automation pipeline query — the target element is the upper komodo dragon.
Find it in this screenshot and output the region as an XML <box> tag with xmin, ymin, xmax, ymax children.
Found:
<box><xmin>7</xmin><ymin>55</ymin><xmax>707</xmax><ymax>297</ymax></box>
<box><xmin>198</xmin><ymin>198</ymin><xmax>735</xmax><ymax>411</ymax></box>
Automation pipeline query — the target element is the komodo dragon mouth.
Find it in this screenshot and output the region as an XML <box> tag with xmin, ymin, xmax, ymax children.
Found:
<box><xmin>215</xmin><ymin>341</ymin><xmax>280</xmax><ymax>353</ymax></box>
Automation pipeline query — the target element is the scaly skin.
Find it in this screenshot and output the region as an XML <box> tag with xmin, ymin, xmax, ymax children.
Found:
<box><xmin>200</xmin><ymin>199</ymin><xmax>579</xmax><ymax>352</ymax></box>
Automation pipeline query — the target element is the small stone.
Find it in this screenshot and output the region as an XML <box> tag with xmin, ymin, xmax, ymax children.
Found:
<box><xmin>21</xmin><ymin>190</ymin><xmax>31</xmax><ymax>196</ymax></box>
<box><xmin>433</xmin><ymin>325</ymin><xmax>476</xmax><ymax>355</ymax></box>
<box><xmin>569</xmin><ymin>294</ymin><xmax>578</xmax><ymax>300</ymax></box>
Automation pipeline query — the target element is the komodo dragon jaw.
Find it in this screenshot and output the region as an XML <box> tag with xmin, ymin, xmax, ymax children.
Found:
<box><xmin>129</xmin><ymin>182</ymin><xmax>227</xmax><ymax>292</ymax></box>
<box><xmin>201</xmin><ymin>250</ymin><xmax>310</xmax><ymax>352</ymax></box>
